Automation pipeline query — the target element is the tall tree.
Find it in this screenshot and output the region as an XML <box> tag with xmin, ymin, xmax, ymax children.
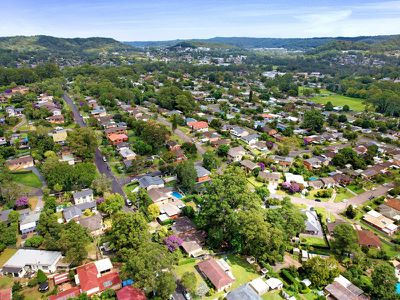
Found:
<box><xmin>371</xmin><ymin>263</ymin><xmax>398</xmax><ymax>300</ymax></box>
<box><xmin>331</xmin><ymin>223</ymin><xmax>360</xmax><ymax>259</ymax></box>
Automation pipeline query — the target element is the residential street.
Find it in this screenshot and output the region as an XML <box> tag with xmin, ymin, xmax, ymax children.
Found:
<box><xmin>157</xmin><ymin>115</ymin><xmax>206</xmax><ymax>155</ymax></box>
<box><xmin>271</xmin><ymin>183</ymin><xmax>394</xmax><ymax>216</ymax></box>
<box><xmin>63</xmin><ymin>93</ymin><xmax>127</xmax><ymax>200</ymax></box>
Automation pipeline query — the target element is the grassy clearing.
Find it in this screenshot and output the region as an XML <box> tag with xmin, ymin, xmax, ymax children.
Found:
<box><xmin>28</xmin><ymin>196</ymin><xmax>39</xmax><ymax>210</ymax></box>
<box><xmin>11</xmin><ymin>171</ymin><xmax>42</xmax><ymax>188</ymax></box>
<box><xmin>0</xmin><ymin>248</ymin><xmax>17</xmax><ymax>266</ymax></box>
<box><xmin>247</xmin><ymin>176</ymin><xmax>264</xmax><ymax>188</ymax></box>
<box><xmin>334</xmin><ymin>188</ymin><xmax>354</xmax><ymax>203</ymax></box>
<box><xmin>310</xmin><ymin>91</ymin><xmax>365</xmax><ymax>112</ymax></box>
<box><xmin>262</xmin><ymin>291</ymin><xmax>285</xmax><ymax>300</ymax></box>
<box><xmin>305</xmin><ymin>189</ymin><xmax>330</xmax><ymax>202</ymax></box>
<box><xmin>315</xmin><ymin>207</ymin><xmax>335</xmax><ymax>223</ymax></box>
<box><xmin>347</xmin><ymin>184</ymin><xmax>364</xmax><ymax>195</ymax></box>
<box><xmin>0</xmin><ymin>276</ymin><xmax>13</xmax><ymax>289</ymax></box>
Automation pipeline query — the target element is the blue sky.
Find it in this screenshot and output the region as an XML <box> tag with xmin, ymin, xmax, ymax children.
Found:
<box><xmin>2</xmin><ymin>0</ymin><xmax>400</xmax><ymax>41</ymax></box>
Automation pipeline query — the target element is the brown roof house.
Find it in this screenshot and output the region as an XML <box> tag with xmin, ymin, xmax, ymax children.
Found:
<box><xmin>324</xmin><ymin>275</ymin><xmax>368</xmax><ymax>300</ymax></box>
<box><xmin>357</xmin><ymin>230</ymin><xmax>381</xmax><ymax>249</ymax></box>
<box><xmin>197</xmin><ymin>258</ymin><xmax>235</xmax><ymax>292</ymax></box>
<box><xmin>5</xmin><ymin>155</ymin><xmax>34</xmax><ymax>171</ymax></box>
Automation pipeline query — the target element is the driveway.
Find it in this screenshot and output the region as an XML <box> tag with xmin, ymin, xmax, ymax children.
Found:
<box><xmin>63</xmin><ymin>93</ymin><xmax>128</xmax><ymax>203</ymax></box>
<box><xmin>157</xmin><ymin>116</ymin><xmax>206</xmax><ymax>155</ymax></box>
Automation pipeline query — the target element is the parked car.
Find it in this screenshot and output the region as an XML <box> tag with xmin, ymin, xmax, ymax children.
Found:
<box><xmin>103</xmin><ymin>156</ymin><xmax>107</xmax><ymax>162</ymax></box>
<box><xmin>125</xmin><ymin>199</ymin><xmax>133</xmax><ymax>206</ymax></box>
<box><xmin>38</xmin><ymin>282</ymin><xmax>49</xmax><ymax>292</ymax></box>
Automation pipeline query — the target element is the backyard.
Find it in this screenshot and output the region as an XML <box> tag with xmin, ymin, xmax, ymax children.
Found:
<box><xmin>11</xmin><ymin>171</ymin><xmax>42</xmax><ymax>188</ymax></box>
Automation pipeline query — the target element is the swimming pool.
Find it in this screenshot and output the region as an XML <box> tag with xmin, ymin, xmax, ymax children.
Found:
<box><xmin>172</xmin><ymin>191</ymin><xmax>184</xmax><ymax>199</ymax></box>
<box><xmin>396</xmin><ymin>282</ymin><xmax>400</xmax><ymax>295</ymax></box>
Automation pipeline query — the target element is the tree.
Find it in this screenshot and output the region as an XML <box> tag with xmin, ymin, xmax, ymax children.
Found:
<box><xmin>155</xmin><ymin>272</ymin><xmax>177</xmax><ymax>299</ymax></box>
<box><xmin>303</xmin><ymin>257</ymin><xmax>340</xmax><ymax>287</ymax></box>
<box><xmin>25</xmin><ymin>235</ymin><xmax>44</xmax><ymax>248</ymax></box>
<box><xmin>164</xmin><ymin>235</ymin><xmax>183</xmax><ymax>252</ymax></box>
<box><xmin>217</xmin><ymin>144</ymin><xmax>229</xmax><ymax>157</ymax></box>
<box><xmin>343</xmin><ymin>104</ymin><xmax>350</xmax><ymax>112</ymax></box>
<box><xmin>122</xmin><ymin>242</ymin><xmax>174</xmax><ymax>295</ymax></box>
<box><xmin>202</xmin><ymin>152</ymin><xmax>219</xmax><ymax>170</ymax></box>
<box><xmin>176</xmin><ymin>161</ymin><xmax>197</xmax><ymax>192</ymax></box>
<box><xmin>302</xmin><ymin>109</ymin><xmax>324</xmax><ymax>132</ymax></box>
<box><xmin>36</xmin><ymin>270</ymin><xmax>47</xmax><ymax>284</ymax></box>
<box><xmin>99</xmin><ymin>193</ymin><xmax>124</xmax><ymax>215</ymax></box>
<box><xmin>91</xmin><ymin>174</ymin><xmax>112</xmax><ymax>195</ymax></box>
<box><xmin>331</xmin><ymin>224</ymin><xmax>359</xmax><ymax>258</ymax></box>
<box><xmin>324</xmin><ymin>101</ymin><xmax>334</xmax><ymax>111</ymax></box>
<box><xmin>67</xmin><ymin>127</ymin><xmax>97</xmax><ymax>160</ymax></box>
<box><xmin>371</xmin><ymin>263</ymin><xmax>398</xmax><ymax>300</ymax></box>
<box><xmin>15</xmin><ymin>196</ymin><xmax>29</xmax><ymax>208</ymax></box>
<box><xmin>147</xmin><ymin>203</ymin><xmax>160</xmax><ymax>220</ymax></box>
<box><xmin>181</xmin><ymin>272</ymin><xmax>197</xmax><ymax>294</ymax></box>
<box><xmin>108</xmin><ymin>212</ymin><xmax>151</xmax><ymax>258</ymax></box>
<box><xmin>345</xmin><ymin>205</ymin><xmax>356</xmax><ymax>219</ymax></box>
<box><xmin>338</xmin><ymin>114</ymin><xmax>348</xmax><ymax>123</ymax></box>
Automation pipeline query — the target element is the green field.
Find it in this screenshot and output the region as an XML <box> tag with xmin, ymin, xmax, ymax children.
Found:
<box><xmin>11</xmin><ymin>171</ymin><xmax>42</xmax><ymax>188</ymax></box>
<box><xmin>310</xmin><ymin>92</ymin><xmax>365</xmax><ymax>112</ymax></box>
<box><xmin>0</xmin><ymin>248</ymin><xmax>17</xmax><ymax>267</ymax></box>
<box><xmin>301</xmin><ymin>236</ymin><xmax>328</xmax><ymax>247</ymax></box>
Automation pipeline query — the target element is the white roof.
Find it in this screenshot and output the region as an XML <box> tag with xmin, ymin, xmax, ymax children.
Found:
<box><xmin>266</xmin><ymin>278</ymin><xmax>283</xmax><ymax>289</ymax></box>
<box><xmin>367</xmin><ymin>210</ymin><xmax>381</xmax><ymax>218</ymax></box>
<box><xmin>3</xmin><ymin>249</ymin><xmax>61</xmax><ymax>268</ymax></box>
<box><xmin>249</xmin><ymin>278</ymin><xmax>269</xmax><ymax>294</ymax></box>
<box><xmin>94</xmin><ymin>258</ymin><xmax>113</xmax><ymax>273</ymax></box>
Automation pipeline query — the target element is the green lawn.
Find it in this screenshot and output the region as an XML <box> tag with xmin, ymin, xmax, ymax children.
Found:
<box><xmin>247</xmin><ymin>176</ymin><xmax>264</xmax><ymax>188</ymax></box>
<box><xmin>305</xmin><ymin>189</ymin><xmax>331</xmax><ymax>202</ymax></box>
<box><xmin>11</xmin><ymin>171</ymin><xmax>42</xmax><ymax>188</ymax></box>
<box><xmin>310</xmin><ymin>92</ymin><xmax>365</xmax><ymax>112</ymax></box>
<box><xmin>262</xmin><ymin>291</ymin><xmax>285</xmax><ymax>300</ymax></box>
<box><xmin>315</xmin><ymin>207</ymin><xmax>335</xmax><ymax>223</ymax></box>
<box><xmin>334</xmin><ymin>188</ymin><xmax>354</xmax><ymax>203</ymax></box>
<box><xmin>347</xmin><ymin>184</ymin><xmax>364</xmax><ymax>195</ymax></box>
<box><xmin>0</xmin><ymin>276</ymin><xmax>13</xmax><ymax>289</ymax></box>
<box><xmin>0</xmin><ymin>248</ymin><xmax>17</xmax><ymax>267</ymax></box>
<box><xmin>301</xmin><ymin>236</ymin><xmax>328</xmax><ymax>247</ymax></box>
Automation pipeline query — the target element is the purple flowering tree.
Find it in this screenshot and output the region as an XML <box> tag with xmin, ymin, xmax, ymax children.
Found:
<box><xmin>164</xmin><ymin>235</ymin><xmax>183</xmax><ymax>252</ymax></box>
<box><xmin>96</xmin><ymin>197</ymin><xmax>105</xmax><ymax>205</ymax></box>
<box><xmin>15</xmin><ymin>196</ymin><xmax>29</xmax><ymax>208</ymax></box>
<box><xmin>258</xmin><ymin>162</ymin><xmax>265</xmax><ymax>171</ymax></box>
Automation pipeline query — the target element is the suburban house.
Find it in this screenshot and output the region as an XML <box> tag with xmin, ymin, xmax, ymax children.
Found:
<box><xmin>271</xmin><ymin>155</ymin><xmax>294</xmax><ymax>167</ymax></box>
<box><xmin>324</xmin><ymin>275</ymin><xmax>368</xmax><ymax>300</ymax></box>
<box><xmin>197</xmin><ymin>258</ymin><xmax>235</xmax><ymax>292</ymax></box>
<box><xmin>304</xmin><ymin>156</ymin><xmax>326</xmax><ymax>170</ymax></box>
<box><xmin>5</xmin><ymin>155</ymin><xmax>34</xmax><ymax>171</ymax></box>
<box><xmin>240</xmin><ymin>160</ymin><xmax>260</xmax><ymax>172</ymax></box>
<box><xmin>357</xmin><ymin>230</ymin><xmax>381</xmax><ymax>249</ymax></box>
<box><xmin>108</xmin><ymin>133</ymin><xmax>128</xmax><ymax>145</ymax></box>
<box><xmin>362</xmin><ymin>210</ymin><xmax>398</xmax><ymax>235</ymax></box>
<box><xmin>138</xmin><ymin>176</ymin><xmax>165</xmax><ymax>190</ymax></box>
<box><xmin>181</xmin><ymin>241</ymin><xmax>204</xmax><ymax>257</ymax></box>
<box><xmin>194</xmin><ymin>165</ymin><xmax>211</xmax><ymax>182</ymax></box>
<box><xmin>187</xmin><ymin>121</ymin><xmax>209</xmax><ymax>132</ymax></box>
<box><xmin>258</xmin><ymin>171</ymin><xmax>281</xmax><ymax>183</ymax></box>
<box><xmin>147</xmin><ymin>188</ymin><xmax>171</xmax><ymax>204</ymax></box>
<box><xmin>105</xmin><ymin>126</ymin><xmax>128</xmax><ymax>137</ymax></box>
<box><xmin>227</xmin><ymin>146</ymin><xmax>246</xmax><ymax>162</ymax></box>
<box><xmin>301</xmin><ymin>208</ymin><xmax>323</xmax><ymax>236</ymax></box>
<box><xmin>116</xmin><ymin>286</ymin><xmax>147</xmax><ymax>300</ymax></box>
<box><xmin>47</xmin><ymin>115</ymin><xmax>65</xmax><ymax>124</ymax></box>
<box><xmin>118</xmin><ymin>147</ymin><xmax>136</xmax><ymax>161</ymax></box>
<box><xmin>249</xmin><ymin>278</ymin><xmax>270</xmax><ymax>295</ymax></box>
<box><xmin>226</xmin><ymin>284</ymin><xmax>262</xmax><ymax>300</ymax></box>
<box><xmin>50</xmin><ymin>128</ymin><xmax>68</xmax><ymax>143</ymax></box>
<box><xmin>241</xmin><ymin>133</ymin><xmax>259</xmax><ymax>145</ymax></box>
<box><xmin>91</xmin><ymin>106</ymin><xmax>107</xmax><ymax>118</ymax></box>
<box><xmin>63</xmin><ymin>202</ymin><xmax>97</xmax><ymax>223</ymax></box>
<box><xmin>72</xmin><ymin>189</ymin><xmax>94</xmax><ymax>205</ymax></box>
<box><xmin>75</xmin><ymin>258</ymin><xmax>121</xmax><ymax>296</ymax></box>
<box><xmin>78</xmin><ymin>214</ymin><xmax>103</xmax><ymax>236</ymax></box>
<box><xmin>19</xmin><ymin>212</ymin><xmax>40</xmax><ymax>234</ymax></box>
<box><xmin>379</xmin><ymin>198</ymin><xmax>400</xmax><ymax>221</ymax></box>
<box><xmin>1</xmin><ymin>249</ymin><xmax>62</xmax><ymax>277</ymax></box>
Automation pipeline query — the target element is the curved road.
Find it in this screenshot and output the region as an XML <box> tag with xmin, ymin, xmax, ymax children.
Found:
<box><xmin>63</xmin><ymin>93</ymin><xmax>126</xmax><ymax>199</ymax></box>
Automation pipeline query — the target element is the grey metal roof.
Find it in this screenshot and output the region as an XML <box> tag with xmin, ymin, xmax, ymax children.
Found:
<box><xmin>138</xmin><ymin>176</ymin><xmax>164</xmax><ymax>188</ymax></box>
<box><xmin>226</xmin><ymin>285</ymin><xmax>262</xmax><ymax>300</ymax></box>
<box><xmin>195</xmin><ymin>166</ymin><xmax>211</xmax><ymax>178</ymax></box>
<box><xmin>20</xmin><ymin>212</ymin><xmax>40</xmax><ymax>225</ymax></box>
<box><xmin>0</xmin><ymin>209</ymin><xmax>12</xmax><ymax>222</ymax></box>
<box><xmin>72</xmin><ymin>189</ymin><xmax>93</xmax><ymax>201</ymax></box>
<box><xmin>63</xmin><ymin>202</ymin><xmax>96</xmax><ymax>221</ymax></box>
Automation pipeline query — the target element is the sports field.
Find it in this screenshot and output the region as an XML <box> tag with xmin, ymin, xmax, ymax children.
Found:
<box><xmin>310</xmin><ymin>92</ymin><xmax>366</xmax><ymax>111</ymax></box>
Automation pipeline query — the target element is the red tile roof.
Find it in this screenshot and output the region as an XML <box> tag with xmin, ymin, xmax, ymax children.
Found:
<box><xmin>0</xmin><ymin>288</ymin><xmax>12</xmax><ymax>300</ymax></box>
<box><xmin>357</xmin><ymin>230</ymin><xmax>381</xmax><ymax>248</ymax></box>
<box><xmin>53</xmin><ymin>272</ymin><xmax>70</xmax><ymax>285</ymax></box>
<box><xmin>197</xmin><ymin>258</ymin><xmax>234</xmax><ymax>290</ymax></box>
<box><xmin>187</xmin><ymin>121</ymin><xmax>208</xmax><ymax>130</ymax></box>
<box><xmin>48</xmin><ymin>286</ymin><xmax>81</xmax><ymax>300</ymax></box>
<box><xmin>77</xmin><ymin>263</ymin><xmax>121</xmax><ymax>295</ymax></box>
<box><xmin>117</xmin><ymin>286</ymin><xmax>147</xmax><ymax>300</ymax></box>
<box><xmin>385</xmin><ymin>199</ymin><xmax>400</xmax><ymax>211</ymax></box>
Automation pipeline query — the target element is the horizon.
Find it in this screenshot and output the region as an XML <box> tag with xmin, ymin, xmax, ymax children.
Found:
<box><xmin>2</xmin><ymin>0</ymin><xmax>400</xmax><ymax>41</ymax></box>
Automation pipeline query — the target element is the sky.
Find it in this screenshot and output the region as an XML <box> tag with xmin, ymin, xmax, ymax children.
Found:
<box><xmin>1</xmin><ymin>0</ymin><xmax>400</xmax><ymax>41</ymax></box>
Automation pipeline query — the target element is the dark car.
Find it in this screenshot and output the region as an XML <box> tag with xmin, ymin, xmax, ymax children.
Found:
<box><xmin>38</xmin><ymin>282</ymin><xmax>49</xmax><ymax>292</ymax></box>
<box><xmin>315</xmin><ymin>199</ymin><xmax>322</xmax><ymax>202</ymax></box>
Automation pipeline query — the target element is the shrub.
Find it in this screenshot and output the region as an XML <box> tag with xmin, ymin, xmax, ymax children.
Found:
<box><xmin>25</xmin><ymin>235</ymin><xmax>44</xmax><ymax>248</ymax></box>
<box><xmin>37</xmin><ymin>269</ymin><xmax>48</xmax><ymax>284</ymax></box>
<box><xmin>28</xmin><ymin>278</ymin><xmax>38</xmax><ymax>287</ymax></box>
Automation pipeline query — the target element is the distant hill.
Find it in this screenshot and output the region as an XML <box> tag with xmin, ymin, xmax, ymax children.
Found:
<box><xmin>0</xmin><ymin>35</ymin><xmax>135</xmax><ymax>56</ymax></box>
<box><xmin>126</xmin><ymin>35</ymin><xmax>400</xmax><ymax>50</ymax></box>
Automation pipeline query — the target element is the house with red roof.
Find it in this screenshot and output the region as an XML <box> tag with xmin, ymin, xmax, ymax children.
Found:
<box><xmin>0</xmin><ymin>288</ymin><xmax>12</xmax><ymax>300</ymax></box>
<box><xmin>48</xmin><ymin>287</ymin><xmax>81</xmax><ymax>300</ymax></box>
<box><xmin>117</xmin><ymin>286</ymin><xmax>147</xmax><ymax>300</ymax></box>
<box><xmin>357</xmin><ymin>230</ymin><xmax>381</xmax><ymax>249</ymax></box>
<box><xmin>187</xmin><ymin>121</ymin><xmax>208</xmax><ymax>132</ymax></box>
<box><xmin>108</xmin><ymin>133</ymin><xmax>128</xmax><ymax>145</ymax></box>
<box><xmin>197</xmin><ymin>258</ymin><xmax>235</xmax><ymax>292</ymax></box>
